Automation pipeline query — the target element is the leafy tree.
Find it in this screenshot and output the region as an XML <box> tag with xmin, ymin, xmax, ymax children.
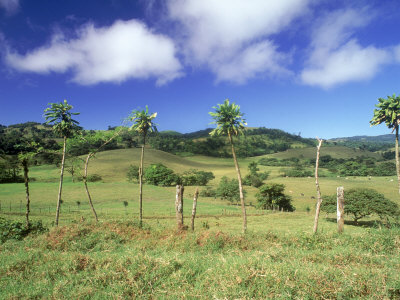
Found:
<box><xmin>44</xmin><ymin>99</ymin><xmax>80</xmax><ymax>226</ymax></box>
<box><xmin>128</xmin><ymin>106</ymin><xmax>157</xmax><ymax>227</ymax></box>
<box><xmin>180</xmin><ymin>169</ymin><xmax>215</xmax><ymax>186</ymax></box>
<box><xmin>144</xmin><ymin>163</ymin><xmax>179</xmax><ymax>186</ymax></box>
<box><xmin>370</xmin><ymin>94</ymin><xmax>400</xmax><ymax>193</ymax></box>
<box><xmin>210</xmin><ymin>99</ymin><xmax>248</xmax><ymax>233</ymax></box>
<box><xmin>243</xmin><ymin>162</ymin><xmax>269</xmax><ymax>187</ymax></box>
<box><xmin>200</xmin><ymin>186</ymin><xmax>217</xmax><ymax>197</ymax></box>
<box><xmin>256</xmin><ymin>183</ymin><xmax>295</xmax><ymax>212</ymax></box>
<box><xmin>321</xmin><ymin>188</ymin><xmax>399</xmax><ymax>224</ymax></box>
<box><xmin>127</xmin><ymin>165</ymin><xmax>140</xmax><ymax>182</ymax></box>
<box><xmin>216</xmin><ymin>176</ymin><xmax>246</xmax><ymax>203</ymax></box>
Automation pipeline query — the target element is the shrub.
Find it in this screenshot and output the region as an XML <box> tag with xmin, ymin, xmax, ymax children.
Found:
<box><xmin>321</xmin><ymin>188</ymin><xmax>399</xmax><ymax>223</ymax></box>
<box><xmin>256</xmin><ymin>183</ymin><xmax>295</xmax><ymax>212</ymax></box>
<box><xmin>144</xmin><ymin>163</ymin><xmax>180</xmax><ymax>186</ymax></box>
<box><xmin>127</xmin><ymin>165</ymin><xmax>139</xmax><ymax>182</ymax></box>
<box><xmin>180</xmin><ymin>169</ymin><xmax>215</xmax><ymax>186</ymax></box>
<box><xmin>216</xmin><ymin>176</ymin><xmax>246</xmax><ymax>203</ymax></box>
<box><xmin>280</xmin><ymin>165</ymin><xmax>312</xmax><ymax>177</ymax></box>
<box><xmin>0</xmin><ymin>218</ymin><xmax>48</xmax><ymax>243</ymax></box>
<box><xmin>77</xmin><ymin>174</ymin><xmax>102</xmax><ymax>182</ymax></box>
<box><xmin>200</xmin><ymin>186</ymin><xmax>217</xmax><ymax>197</ymax></box>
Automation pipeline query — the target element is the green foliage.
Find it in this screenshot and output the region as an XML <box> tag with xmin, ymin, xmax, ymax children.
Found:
<box><xmin>209</xmin><ymin>99</ymin><xmax>246</xmax><ymax>137</ymax></box>
<box><xmin>144</xmin><ymin>163</ymin><xmax>179</xmax><ymax>186</ymax></box>
<box><xmin>280</xmin><ymin>165</ymin><xmax>313</xmax><ymax>177</ymax></box>
<box><xmin>128</xmin><ymin>106</ymin><xmax>157</xmax><ymax>140</ymax></box>
<box><xmin>44</xmin><ymin>99</ymin><xmax>80</xmax><ymax>138</ymax></box>
<box><xmin>199</xmin><ymin>186</ymin><xmax>217</xmax><ymax>197</ymax></box>
<box><xmin>127</xmin><ymin>165</ymin><xmax>139</xmax><ymax>182</ymax></box>
<box><xmin>321</xmin><ymin>188</ymin><xmax>399</xmax><ymax>223</ymax></box>
<box><xmin>77</xmin><ymin>174</ymin><xmax>102</xmax><ymax>182</ymax></box>
<box><xmin>216</xmin><ymin>176</ymin><xmax>246</xmax><ymax>203</ymax></box>
<box><xmin>0</xmin><ymin>218</ymin><xmax>47</xmax><ymax>243</ymax></box>
<box><xmin>370</xmin><ymin>94</ymin><xmax>400</xmax><ymax>129</ymax></box>
<box><xmin>243</xmin><ymin>162</ymin><xmax>269</xmax><ymax>187</ymax></box>
<box><xmin>180</xmin><ymin>169</ymin><xmax>215</xmax><ymax>186</ymax></box>
<box><xmin>256</xmin><ymin>183</ymin><xmax>295</xmax><ymax>212</ymax></box>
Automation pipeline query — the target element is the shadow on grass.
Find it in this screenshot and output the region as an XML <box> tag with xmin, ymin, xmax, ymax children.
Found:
<box><xmin>324</xmin><ymin>217</ymin><xmax>398</xmax><ymax>228</ymax></box>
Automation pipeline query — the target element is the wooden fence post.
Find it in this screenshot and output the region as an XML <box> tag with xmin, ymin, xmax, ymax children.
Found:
<box><xmin>175</xmin><ymin>185</ymin><xmax>184</xmax><ymax>230</ymax></box>
<box><xmin>191</xmin><ymin>188</ymin><xmax>199</xmax><ymax>231</ymax></box>
<box><xmin>313</xmin><ymin>138</ymin><xmax>323</xmax><ymax>234</ymax></box>
<box><xmin>337</xmin><ymin>186</ymin><xmax>344</xmax><ymax>233</ymax></box>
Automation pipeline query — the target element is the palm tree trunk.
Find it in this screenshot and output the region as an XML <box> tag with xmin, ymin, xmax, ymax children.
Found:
<box><xmin>55</xmin><ymin>136</ymin><xmax>66</xmax><ymax>226</ymax></box>
<box><xmin>139</xmin><ymin>135</ymin><xmax>146</xmax><ymax>228</ymax></box>
<box><xmin>83</xmin><ymin>153</ymin><xmax>98</xmax><ymax>222</ymax></box>
<box><xmin>228</xmin><ymin>133</ymin><xmax>247</xmax><ymax>234</ymax></box>
<box><xmin>396</xmin><ymin>126</ymin><xmax>400</xmax><ymax>194</ymax></box>
<box><xmin>23</xmin><ymin>159</ymin><xmax>30</xmax><ymax>228</ymax></box>
<box><xmin>313</xmin><ymin>139</ymin><xmax>323</xmax><ymax>234</ymax></box>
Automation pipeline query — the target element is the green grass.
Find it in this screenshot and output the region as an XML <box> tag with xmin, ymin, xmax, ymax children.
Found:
<box><xmin>1</xmin><ymin>147</ymin><xmax>400</xmax><ymax>298</ymax></box>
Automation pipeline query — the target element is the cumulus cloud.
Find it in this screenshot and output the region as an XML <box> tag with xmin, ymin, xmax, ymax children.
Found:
<box><xmin>301</xmin><ymin>8</ymin><xmax>392</xmax><ymax>88</ymax></box>
<box><xmin>167</xmin><ymin>0</ymin><xmax>310</xmax><ymax>83</ymax></box>
<box><xmin>0</xmin><ymin>0</ymin><xmax>19</xmax><ymax>14</ymax></box>
<box><xmin>6</xmin><ymin>19</ymin><xmax>183</xmax><ymax>86</ymax></box>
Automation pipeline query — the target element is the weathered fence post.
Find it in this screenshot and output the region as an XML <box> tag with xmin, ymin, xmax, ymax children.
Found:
<box><xmin>191</xmin><ymin>188</ymin><xmax>199</xmax><ymax>231</ymax></box>
<box><xmin>313</xmin><ymin>138</ymin><xmax>323</xmax><ymax>234</ymax></box>
<box><xmin>175</xmin><ymin>185</ymin><xmax>184</xmax><ymax>230</ymax></box>
<box><xmin>337</xmin><ymin>186</ymin><xmax>344</xmax><ymax>233</ymax></box>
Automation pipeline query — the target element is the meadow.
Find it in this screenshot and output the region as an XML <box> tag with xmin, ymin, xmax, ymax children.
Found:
<box><xmin>1</xmin><ymin>147</ymin><xmax>400</xmax><ymax>298</ymax></box>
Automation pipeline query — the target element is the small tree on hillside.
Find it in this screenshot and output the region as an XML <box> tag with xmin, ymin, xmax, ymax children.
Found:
<box><xmin>128</xmin><ymin>106</ymin><xmax>157</xmax><ymax>227</ymax></box>
<box><xmin>210</xmin><ymin>99</ymin><xmax>248</xmax><ymax>233</ymax></box>
<box><xmin>44</xmin><ymin>100</ymin><xmax>80</xmax><ymax>226</ymax></box>
<box><xmin>370</xmin><ymin>94</ymin><xmax>400</xmax><ymax>193</ymax></box>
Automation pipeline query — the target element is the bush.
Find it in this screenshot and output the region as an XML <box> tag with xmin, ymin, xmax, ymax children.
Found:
<box><xmin>280</xmin><ymin>165</ymin><xmax>312</xmax><ymax>177</ymax></box>
<box><xmin>256</xmin><ymin>183</ymin><xmax>295</xmax><ymax>212</ymax></box>
<box><xmin>243</xmin><ymin>174</ymin><xmax>263</xmax><ymax>188</ymax></box>
<box><xmin>200</xmin><ymin>186</ymin><xmax>217</xmax><ymax>197</ymax></box>
<box><xmin>180</xmin><ymin>169</ymin><xmax>215</xmax><ymax>186</ymax></box>
<box><xmin>0</xmin><ymin>218</ymin><xmax>48</xmax><ymax>243</ymax></box>
<box><xmin>127</xmin><ymin>165</ymin><xmax>139</xmax><ymax>182</ymax></box>
<box><xmin>77</xmin><ymin>174</ymin><xmax>102</xmax><ymax>182</ymax></box>
<box><xmin>216</xmin><ymin>176</ymin><xmax>246</xmax><ymax>203</ymax></box>
<box><xmin>144</xmin><ymin>163</ymin><xmax>180</xmax><ymax>186</ymax></box>
<box><xmin>321</xmin><ymin>188</ymin><xmax>399</xmax><ymax>223</ymax></box>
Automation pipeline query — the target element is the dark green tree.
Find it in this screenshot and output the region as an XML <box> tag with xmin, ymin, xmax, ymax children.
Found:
<box><xmin>256</xmin><ymin>183</ymin><xmax>295</xmax><ymax>212</ymax></box>
<box><xmin>210</xmin><ymin>99</ymin><xmax>248</xmax><ymax>233</ymax></box>
<box><xmin>370</xmin><ymin>94</ymin><xmax>400</xmax><ymax>193</ymax></box>
<box><xmin>128</xmin><ymin>106</ymin><xmax>157</xmax><ymax>227</ymax></box>
<box><xmin>44</xmin><ymin>99</ymin><xmax>80</xmax><ymax>226</ymax></box>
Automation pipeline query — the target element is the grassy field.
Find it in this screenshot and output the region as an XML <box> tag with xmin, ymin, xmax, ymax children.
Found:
<box><xmin>1</xmin><ymin>147</ymin><xmax>400</xmax><ymax>298</ymax></box>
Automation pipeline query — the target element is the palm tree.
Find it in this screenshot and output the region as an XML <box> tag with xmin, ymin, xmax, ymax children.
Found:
<box><xmin>44</xmin><ymin>99</ymin><xmax>80</xmax><ymax>225</ymax></box>
<box><xmin>370</xmin><ymin>94</ymin><xmax>400</xmax><ymax>194</ymax></box>
<box><xmin>209</xmin><ymin>99</ymin><xmax>247</xmax><ymax>233</ymax></box>
<box><xmin>128</xmin><ymin>106</ymin><xmax>157</xmax><ymax>227</ymax></box>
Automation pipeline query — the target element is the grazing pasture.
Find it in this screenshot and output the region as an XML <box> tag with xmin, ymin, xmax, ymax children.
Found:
<box><xmin>1</xmin><ymin>147</ymin><xmax>399</xmax><ymax>298</ymax></box>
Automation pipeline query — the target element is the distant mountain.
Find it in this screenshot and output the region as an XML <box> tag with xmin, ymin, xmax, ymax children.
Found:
<box><xmin>330</xmin><ymin>134</ymin><xmax>394</xmax><ymax>144</ymax></box>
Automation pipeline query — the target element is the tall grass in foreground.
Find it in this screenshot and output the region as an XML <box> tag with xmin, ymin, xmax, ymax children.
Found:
<box><xmin>0</xmin><ymin>221</ymin><xmax>399</xmax><ymax>299</ymax></box>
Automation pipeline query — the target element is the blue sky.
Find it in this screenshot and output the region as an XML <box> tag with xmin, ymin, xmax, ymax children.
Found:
<box><xmin>1</xmin><ymin>0</ymin><xmax>400</xmax><ymax>138</ymax></box>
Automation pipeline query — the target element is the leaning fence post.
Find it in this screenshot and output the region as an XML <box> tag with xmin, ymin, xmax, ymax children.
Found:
<box><xmin>175</xmin><ymin>185</ymin><xmax>184</xmax><ymax>230</ymax></box>
<box><xmin>337</xmin><ymin>186</ymin><xmax>344</xmax><ymax>233</ymax></box>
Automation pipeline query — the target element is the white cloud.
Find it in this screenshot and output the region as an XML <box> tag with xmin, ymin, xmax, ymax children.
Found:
<box><xmin>0</xmin><ymin>0</ymin><xmax>19</xmax><ymax>14</ymax></box>
<box><xmin>167</xmin><ymin>0</ymin><xmax>310</xmax><ymax>83</ymax></box>
<box><xmin>301</xmin><ymin>8</ymin><xmax>392</xmax><ymax>88</ymax></box>
<box><xmin>6</xmin><ymin>19</ymin><xmax>183</xmax><ymax>86</ymax></box>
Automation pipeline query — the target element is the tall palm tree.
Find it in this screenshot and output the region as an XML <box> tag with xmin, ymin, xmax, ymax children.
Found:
<box><xmin>209</xmin><ymin>99</ymin><xmax>247</xmax><ymax>233</ymax></box>
<box><xmin>44</xmin><ymin>100</ymin><xmax>80</xmax><ymax>225</ymax></box>
<box><xmin>128</xmin><ymin>106</ymin><xmax>157</xmax><ymax>227</ymax></box>
<box><xmin>370</xmin><ymin>94</ymin><xmax>400</xmax><ymax>194</ymax></box>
